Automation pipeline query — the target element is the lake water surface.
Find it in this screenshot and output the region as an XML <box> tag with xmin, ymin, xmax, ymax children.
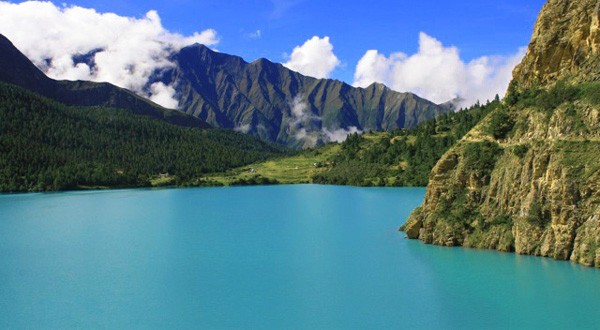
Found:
<box><xmin>0</xmin><ymin>185</ymin><xmax>599</xmax><ymax>329</ymax></box>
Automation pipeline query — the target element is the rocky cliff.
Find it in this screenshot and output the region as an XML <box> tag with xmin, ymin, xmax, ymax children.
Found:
<box><xmin>512</xmin><ymin>0</ymin><xmax>600</xmax><ymax>89</ymax></box>
<box><xmin>402</xmin><ymin>0</ymin><xmax>600</xmax><ymax>267</ymax></box>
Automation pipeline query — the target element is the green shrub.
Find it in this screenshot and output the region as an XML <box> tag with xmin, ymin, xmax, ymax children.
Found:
<box><xmin>486</xmin><ymin>109</ymin><xmax>514</xmax><ymax>139</ymax></box>
<box><xmin>463</xmin><ymin>142</ymin><xmax>503</xmax><ymax>177</ymax></box>
<box><xmin>526</xmin><ymin>199</ymin><xmax>550</xmax><ymax>227</ymax></box>
<box><xmin>579</xmin><ymin>82</ymin><xmax>600</xmax><ymax>105</ymax></box>
<box><xmin>512</xmin><ymin>144</ymin><xmax>529</xmax><ymax>158</ymax></box>
<box><xmin>489</xmin><ymin>214</ymin><xmax>513</xmax><ymax>227</ymax></box>
<box><xmin>535</xmin><ymin>80</ymin><xmax>580</xmax><ymax>112</ymax></box>
<box><xmin>231</xmin><ymin>175</ymin><xmax>279</xmax><ymax>186</ymax></box>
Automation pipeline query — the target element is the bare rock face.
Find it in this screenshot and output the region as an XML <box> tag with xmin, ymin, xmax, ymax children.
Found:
<box><xmin>402</xmin><ymin>0</ymin><xmax>600</xmax><ymax>267</ymax></box>
<box><xmin>512</xmin><ymin>0</ymin><xmax>600</xmax><ymax>90</ymax></box>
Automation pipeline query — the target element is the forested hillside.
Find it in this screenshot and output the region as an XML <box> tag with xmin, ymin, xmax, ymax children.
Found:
<box><xmin>0</xmin><ymin>82</ymin><xmax>284</xmax><ymax>192</ymax></box>
<box><xmin>205</xmin><ymin>99</ymin><xmax>498</xmax><ymax>186</ymax></box>
<box><xmin>0</xmin><ymin>34</ymin><xmax>208</xmax><ymax>129</ymax></box>
<box><xmin>311</xmin><ymin>99</ymin><xmax>498</xmax><ymax>186</ymax></box>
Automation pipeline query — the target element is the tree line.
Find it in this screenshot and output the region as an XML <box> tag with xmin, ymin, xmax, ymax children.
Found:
<box><xmin>312</xmin><ymin>98</ymin><xmax>499</xmax><ymax>186</ymax></box>
<box><xmin>0</xmin><ymin>83</ymin><xmax>285</xmax><ymax>192</ymax></box>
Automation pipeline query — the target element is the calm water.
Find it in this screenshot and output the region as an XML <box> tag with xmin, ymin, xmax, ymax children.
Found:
<box><xmin>0</xmin><ymin>185</ymin><xmax>598</xmax><ymax>329</ymax></box>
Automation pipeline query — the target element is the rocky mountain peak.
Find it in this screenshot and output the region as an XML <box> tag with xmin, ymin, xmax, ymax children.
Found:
<box><xmin>511</xmin><ymin>0</ymin><xmax>600</xmax><ymax>91</ymax></box>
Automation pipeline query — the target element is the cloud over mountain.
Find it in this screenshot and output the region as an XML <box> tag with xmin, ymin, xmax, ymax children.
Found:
<box><xmin>0</xmin><ymin>1</ymin><xmax>219</xmax><ymax>108</ymax></box>
<box><xmin>353</xmin><ymin>32</ymin><xmax>525</xmax><ymax>108</ymax></box>
<box><xmin>283</xmin><ymin>36</ymin><xmax>340</xmax><ymax>79</ymax></box>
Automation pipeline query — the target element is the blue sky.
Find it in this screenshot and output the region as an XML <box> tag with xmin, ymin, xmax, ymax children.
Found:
<box><xmin>42</xmin><ymin>0</ymin><xmax>545</xmax><ymax>83</ymax></box>
<box><xmin>0</xmin><ymin>1</ymin><xmax>547</xmax><ymax>107</ymax></box>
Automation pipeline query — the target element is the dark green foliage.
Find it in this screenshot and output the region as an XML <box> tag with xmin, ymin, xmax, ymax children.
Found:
<box><xmin>503</xmin><ymin>81</ymin><xmax>520</xmax><ymax>106</ymax></box>
<box><xmin>504</xmin><ymin>80</ymin><xmax>543</xmax><ymax>108</ymax></box>
<box><xmin>535</xmin><ymin>80</ymin><xmax>580</xmax><ymax>112</ymax></box>
<box><xmin>579</xmin><ymin>82</ymin><xmax>600</xmax><ymax>105</ymax></box>
<box><xmin>507</xmin><ymin>80</ymin><xmax>600</xmax><ymax>112</ymax></box>
<box><xmin>339</xmin><ymin>133</ymin><xmax>363</xmax><ymax>160</ymax></box>
<box><xmin>230</xmin><ymin>175</ymin><xmax>279</xmax><ymax>186</ymax></box>
<box><xmin>312</xmin><ymin>160</ymin><xmax>388</xmax><ymax>186</ymax></box>
<box><xmin>488</xmin><ymin>214</ymin><xmax>513</xmax><ymax>228</ymax></box>
<box><xmin>181</xmin><ymin>178</ymin><xmax>225</xmax><ymax>187</ymax></box>
<box><xmin>435</xmin><ymin>186</ymin><xmax>479</xmax><ymax>230</ymax></box>
<box><xmin>313</xmin><ymin>100</ymin><xmax>498</xmax><ymax>186</ymax></box>
<box><xmin>526</xmin><ymin>199</ymin><xmax>550</xmax><ymax>227</ymax></box>
<box><xmin>485</xmin><ymin>109</ymin><xmax>514</xmax><ymax>139</ymax></box>
<box><xmin>512</xmin><ymin>144</ymin><xmax>530</xmax><ymax>158</ymax></box>
<box><xmin>462</xmin><ymin>141</ymin><xmax>503</xmax><ymax>177</ymax></box>
<box><xmin>0</xmin><ymin>83</ymin><xmax>285</xmax><ymax>192</ymax></box>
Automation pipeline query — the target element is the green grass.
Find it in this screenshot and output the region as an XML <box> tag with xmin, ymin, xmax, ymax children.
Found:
<box><xmin>202</xmin><ymin>144</ymin><xmax>341</xmax><ymax>185</ymax></box>
<box><xmin>150</xmin><ymin>175</ymin><xmax>176</xmax><ymax>187</ymax></box>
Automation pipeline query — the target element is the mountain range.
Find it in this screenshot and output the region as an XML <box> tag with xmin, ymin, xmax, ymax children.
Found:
<box><xmin>1</xmin><ymin>32</ymin><xmax>453</xmax><ymax>148</ymax></box>
<box><xmin>0</xmin><ymin>34</ymin><xmax>208</xmax><ymax>129</ymax></box>
<box><xmin>154</xmin><ymin>45</ymin><xmax>451</xmax><ymax>147</ymax></box>
<box><xmin>0</xmin><ymin>33</ymin><xmax>287</xmax><ymax>192</ymax></box>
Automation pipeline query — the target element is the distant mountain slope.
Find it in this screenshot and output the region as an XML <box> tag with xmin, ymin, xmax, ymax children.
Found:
<box><xmin>156</xmin><ymin>45</ymin><xmax>451</xmax><ymax>147</ymax></box>
<box><xmin>201</xmin><ymin>100</ymin><xmax>495</xmax><ymax>187</ymax></box>
<box><xmin>0</xmin><ymin>82</ymin><xmax>284</xmax><ymax>192</ymax></box>
<box><xmin>0</xmin><ymin>34</ymin><xmax>209</xmax><ymax>128</ymax></box>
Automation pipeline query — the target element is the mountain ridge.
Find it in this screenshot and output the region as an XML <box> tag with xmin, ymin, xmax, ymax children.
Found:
<box><xmin>156</xmin><ymin>43</ymin><xmax>451</xmax><ymax>148</ymax></box>
<box><xmin>0</xmin><ymin>34</ymin><xmax>209</xmax><ymax>129</ymax></box>
<box><xmin>1</xmin><ymin>33</ymin><xmax>452</xmax><ymax>148</ymax></box>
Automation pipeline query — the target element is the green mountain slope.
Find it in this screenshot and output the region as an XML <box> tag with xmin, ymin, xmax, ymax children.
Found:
<box><xmin>401</xmin><ymin>0</ymin><xmax>600</xmax><ymax>267</ymax></box>
<box><xmin>158</xmin><ymin>45</ymin><xmax>451</xmax><ymax>147</ymax></box>
<box><xmin>0</xmin><ymin>34</ymin><xmax>209</xmax><ymax>129</ymax></box>
<box><xmin>312</xmin><ymin>101</ymin><xmax>496</xmax><ymax>186</ymax></box>
<box><xmin>199</xmin><ymin>100</ymin><xmax>495</xmax><ymax>186</ymax></box>
<box><xmin>0</xmin><ymin>82</ymin><xmax>284</xmax><ymax>192</ymax></box>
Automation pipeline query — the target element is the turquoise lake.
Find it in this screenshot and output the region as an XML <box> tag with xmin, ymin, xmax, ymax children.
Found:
<box><xmin>0</xmin><ymin>185</ymin><xmax>599</xmax><ymax>329</ymax></box>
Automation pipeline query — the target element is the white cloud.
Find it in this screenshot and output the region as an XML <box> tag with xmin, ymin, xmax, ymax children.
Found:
<box><xmin>289</xmin><ymin>94</ymin><xmax>320</xmax><ymax>126</ymax></box>
<box><xmin>149</xmin><ymin>82</ymin><xmax>179</xmax><ymax>109</ymax></box>
<box><xmin>354</xmin><ymin>32</ymin><xmax>525</xmax><ymax>108</ymax></box>
<box><xmin>234</xmin><ymin>124</ymin><xmax>251</xmax><ymax>134</ymax></box>
<box><xmin>247</xmin><ymin>30</ymin><xmax>262</xmax><ymax>39</ymax></box>
<box><xmin>294</xmin><ymin>128</ymin><xmax>319</xmax><ymax>148</ymax></box>
<box><xmin>283</xmin><ymin>36</ymin><xmax>340</xmax><ymax>79</ymax></box>
<box><xmin>287</xmin><ymin>94</ymin><xmax>361</xmax><ymax>147</ymax></box>
<box><xmin>0</xmin><ymin>1</ymin><xmax>219</xmax><ymax>108</ymax></box>
<box><xmin>287</xmin><ymin>94</ymin><xmax>320</xmax><ymax>146</ymax></box>
<box><xmin>323</xmin><ymin>127</ymin><xmax>362</xmax><ymax>143</ymax></box>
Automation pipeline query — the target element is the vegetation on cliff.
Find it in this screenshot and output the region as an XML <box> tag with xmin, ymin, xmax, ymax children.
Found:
<box><xmin>402</xmin><ymin>0</ymin><xmax>600</xmax><ymax>267</ymax></box>
<box><xmin>402</xmin><ymin>79</ymin><xmax>600</xmax><ymax>266</ymax></box>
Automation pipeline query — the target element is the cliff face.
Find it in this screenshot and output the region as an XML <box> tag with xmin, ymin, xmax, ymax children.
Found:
<box><xmin>512</xmin><ymin>0</ymin><xmax>600</xmax><ymax>90</ymax></box>
<box><xmin>402</xmin><ymin>0</ymin><xmax>600</xmax><ymax>267</ymax></box>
